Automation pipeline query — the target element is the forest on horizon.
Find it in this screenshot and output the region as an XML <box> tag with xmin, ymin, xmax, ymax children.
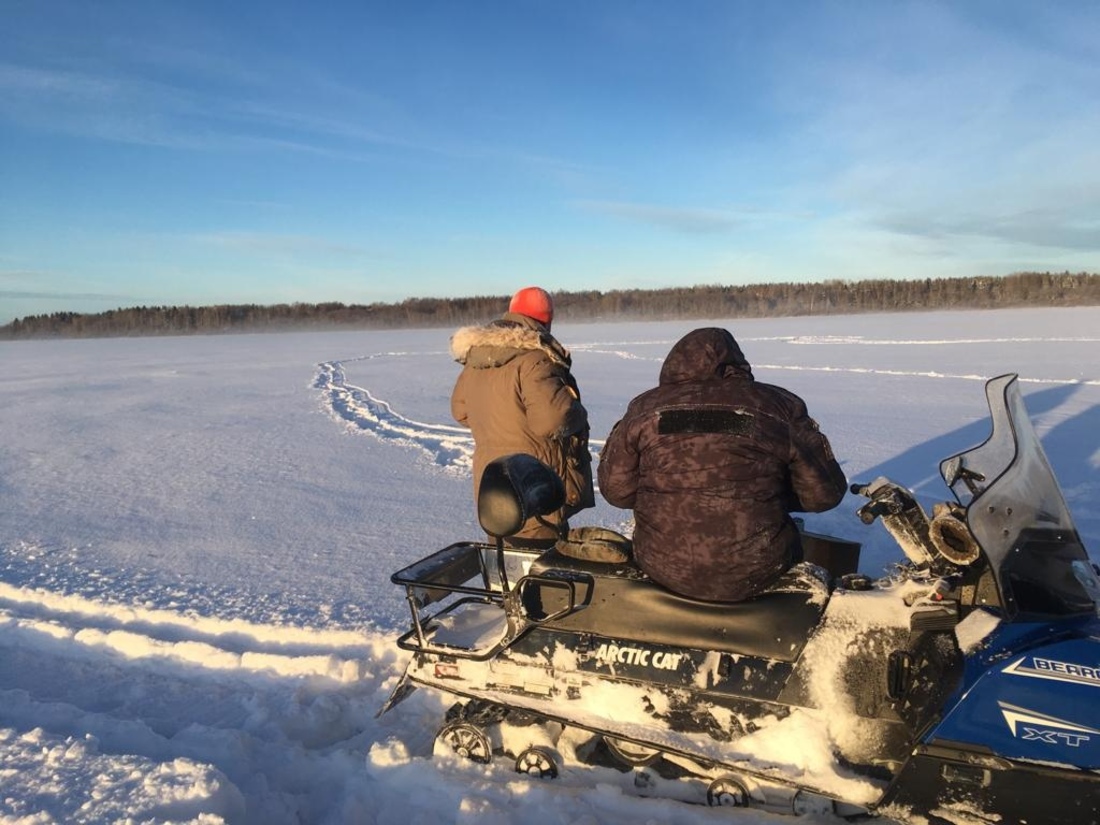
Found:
<box><xmin>2</xmin><ymin>271</ymin><xmax>1098</xmax><ymax>340</ymax></box>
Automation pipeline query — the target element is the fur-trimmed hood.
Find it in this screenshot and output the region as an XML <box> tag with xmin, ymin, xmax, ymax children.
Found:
<box><xmin>450</xmin><ymin>313</ymin><xmax>571</xmax><ymax>369</ymax></box>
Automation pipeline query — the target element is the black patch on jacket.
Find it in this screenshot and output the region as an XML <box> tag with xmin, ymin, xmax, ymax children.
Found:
<box><xmin>658</xmin><ymin>409</ymin><xmax>755</xmax><ymax>436</ymax></box>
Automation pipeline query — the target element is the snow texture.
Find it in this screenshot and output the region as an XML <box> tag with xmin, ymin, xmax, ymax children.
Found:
<box><xmin>1</xmin><ymin>307</ymin><xmax>1098</xmax><ymax>824</ymax></box>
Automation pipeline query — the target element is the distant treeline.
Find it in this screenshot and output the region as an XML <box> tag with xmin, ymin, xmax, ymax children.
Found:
<box><xmin>3</xmin><ymin>271</ymin><xmax>1098</xmax><ymax>340</ymax></box>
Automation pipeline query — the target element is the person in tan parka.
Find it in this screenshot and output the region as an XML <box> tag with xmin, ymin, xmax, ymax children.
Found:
<box><xmin>451</xmin><ymin>287</ymin><xmax>595</xmax><ymax>545</ymax></box>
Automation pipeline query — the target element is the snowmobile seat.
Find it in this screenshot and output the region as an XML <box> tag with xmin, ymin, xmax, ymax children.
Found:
<box><xmin>555</xmin><ymin>526</ymin><xmax>633</xmax><ymax>563</ymax></box>
<box><xmin>525</xmin><ymin>552</ymin><xmax>830</xmax><ymax>663</ymax></box>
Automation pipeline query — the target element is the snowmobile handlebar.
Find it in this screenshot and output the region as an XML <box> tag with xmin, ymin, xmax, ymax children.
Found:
<box><xmin>856</xmin><ymin>499</ymin><xmax>893</xmax><ymax>525</ymax></box>
<box><xmin>851</xmin><ymin>477</ymin><xmax>986</xmax><ymax>570</ymax></box>
<box><xmin>850</xmin><ymin>478</ymin><xmax>916</xmax><ymax>524</ymax></box>
<box><xmin>849</xmin><ymin>479</ymin><xmax>899</xmax><ymax>498</ymax></box>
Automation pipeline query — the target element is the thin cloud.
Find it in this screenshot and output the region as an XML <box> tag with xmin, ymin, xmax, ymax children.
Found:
<box><xmin>0</xmin><ymin>63</ymin><xmax>118</xmax><ymax>100</ymax></box>
<box><xmin>577</xmin><ymin>200</ymin><xmax>758</xmax><ymax>234</ymax></box>
<box><xmin>0</xmin><ymin>62</ymin><xmax>225</xmax><ymax>150</ymax></box>
<box><xmin>0</xmin><ymin>53</ymin><xmax>586</xmax><ymax>175</ymax></box>
<box><xmin>0</xmin><ymin>289</ymin><xmax>136</xmax><ymax>302</ymax></box>
<box><xmin>763</xmin><ymin>5</ymin><xmax>1100</xmax><ymax>264</ymax></box>
<box><xmin>196</xmin><ymin>232</ymin><xmax>367</xmax><ymax>258</ymax></box>
<box><xmin>0</xmin><ymin>61</ymin><xmax>407</xmax><ymax>157</ymax></box>
<box><xmin>231</xmin><ymin>103</ymin><xmax>412</xmax><ymax>149</ymax></box>
<box><xmin>215</xmin><ymin>198</ymin><xmax>292</xmax><ymax>211</ymax></box>
<box><xmin>0</xmin><ymin>269</ymin><xmax>40</xmax><ymax>281</ymax></box>
<box><xmin>0</xmin><ymin>270</ymin><xmax>138</xmax><ymax>306</ymax></box>
<box><xmin>879</xmin><ymin>208</ymin><xmax>1100</xmax><ymax>253</ymax></box>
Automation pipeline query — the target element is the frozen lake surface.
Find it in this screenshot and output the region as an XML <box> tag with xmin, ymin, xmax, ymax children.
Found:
<box><xmin>1</xmin><ymin>307</ymin><xmax>1097</xmax><ymax>823</ymax></box>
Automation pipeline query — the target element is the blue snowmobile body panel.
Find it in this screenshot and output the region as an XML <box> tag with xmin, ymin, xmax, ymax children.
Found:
<box><xmin>934</xmin><ymin>623</ymin><xmax>1100</xmax><ymax>767</ymax></box>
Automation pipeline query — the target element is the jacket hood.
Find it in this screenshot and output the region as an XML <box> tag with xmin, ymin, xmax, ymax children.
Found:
<box><xmin>450</xmin><ymin>314</ymin><xmax>570</xmax><ymax>369</ymax></box>
<box><xmin>658</xmin><ymin>327</ymin><xmax>752</xmax><ymax>385</ymax></box>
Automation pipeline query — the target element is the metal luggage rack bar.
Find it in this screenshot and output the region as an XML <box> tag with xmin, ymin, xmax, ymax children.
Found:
<box><xmin>392</xmin><ymin>541</ymin><xmax>594</xmax><ymax>660</ymax></box>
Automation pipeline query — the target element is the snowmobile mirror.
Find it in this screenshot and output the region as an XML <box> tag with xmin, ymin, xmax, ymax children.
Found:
<box><xmin>941</xmin><ymin>456</ymin><xmax>963</xmax><ymax>488</ymax></box>
<box><xmin>941</xmin><ymin>455</ymin><xmax>986</xmax><ymax>497</ymax></box>
<box><xmin>478</xmin><ymin>454</ymin><xmax>566</xmax><ymax>539</ymax></box>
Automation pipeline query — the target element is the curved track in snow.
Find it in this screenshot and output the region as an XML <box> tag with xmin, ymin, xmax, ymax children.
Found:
<box><xmin>314</xmin><ymin>358</ymin><xmax>474</xmax><ymax>472</ymax></box>
<box><xmin>314</xmin><ymin>341</ymin><xmax>1099</xmax><ymax>466</ymax></box>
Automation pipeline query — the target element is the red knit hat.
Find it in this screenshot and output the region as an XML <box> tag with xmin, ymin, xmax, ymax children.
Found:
<box><xmin>508</xmin><ymin>286</ymin><xmax>554</xmax><ymax>326</ymax></box>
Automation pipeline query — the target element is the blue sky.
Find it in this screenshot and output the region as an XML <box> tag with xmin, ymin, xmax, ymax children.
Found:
<box><xmin>1</xmin><ymin>1</ymin><xmax>1098</xmax><ymax>324</ymax></box>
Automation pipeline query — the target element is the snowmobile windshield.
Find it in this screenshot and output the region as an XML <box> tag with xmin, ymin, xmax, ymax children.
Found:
<box><xmin>939</xmin><ymin>374</ymin><xmax>1099</xmax><ymax>622</ymax></box>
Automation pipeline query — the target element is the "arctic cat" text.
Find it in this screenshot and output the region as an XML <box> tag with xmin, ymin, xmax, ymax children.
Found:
<box><xmin>592</xmin><ymin>643</ymin><xmax>684</xmax><ymax>671</ymax></box>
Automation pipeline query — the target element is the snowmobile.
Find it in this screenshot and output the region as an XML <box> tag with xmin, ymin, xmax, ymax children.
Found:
<box><xmin>380</xmin><ymin>374</ymin><xmax>1100</xmax><ymax>824</ymax></box>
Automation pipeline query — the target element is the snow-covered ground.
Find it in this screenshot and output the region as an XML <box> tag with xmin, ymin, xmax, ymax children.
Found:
<box><xmin>1</xmin><ymin>307</ymin><xmax>1097</xmax><ymax>824</ymax></box>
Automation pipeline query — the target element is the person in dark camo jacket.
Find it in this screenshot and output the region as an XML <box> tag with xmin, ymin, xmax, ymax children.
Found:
<box><xmin>597</xmin><ymin>327</ymin><xmax>847</xmax><ymax>602</ymax></box>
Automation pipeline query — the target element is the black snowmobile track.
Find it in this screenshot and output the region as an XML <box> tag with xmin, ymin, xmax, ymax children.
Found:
<box><xmin>415</xmin><ymin>677</ymin><xmax>885</xmax><ymax>815</ymax></box>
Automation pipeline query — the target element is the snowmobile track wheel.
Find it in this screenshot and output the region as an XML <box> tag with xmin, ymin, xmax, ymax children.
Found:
<box><xmin>436</xmin><ymin>721</ymin><xmax>492</xmax><ymax>764</ymax></box>
<box><xmin>603</xmin><ymin>735</ymin><xmax>661</xmax><ymax>767</ymax></box>
<box><xmin>707</xmin><ymin>776</ymin><xmax>749</xmax><ymax>808</ymax></box>
<box><xmin>514</xmin><ymin>746</ymin><xmax>559</xmax><ymax>779</ymax></box>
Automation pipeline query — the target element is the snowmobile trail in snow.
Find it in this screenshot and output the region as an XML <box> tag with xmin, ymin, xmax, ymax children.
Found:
<box><xmin>315</xmin><ymin>356</ymin><xmax>474</xmax><ymax>471</ymax></box>
<box><xmin>314</xmin><ymin>343</ymin><xmax>1097</xmax><ymax>473</ymax></box>
<box><xmin>314</xmin><ymin>353</ymin><xmax>609</xmax><ymax>470</ymax></box>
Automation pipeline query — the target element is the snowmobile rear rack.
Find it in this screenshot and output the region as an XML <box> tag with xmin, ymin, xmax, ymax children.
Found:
<box><xmin>392</xmin><ymin>540</ymin><xmax>595</xmax><ymax>661</ymax></box>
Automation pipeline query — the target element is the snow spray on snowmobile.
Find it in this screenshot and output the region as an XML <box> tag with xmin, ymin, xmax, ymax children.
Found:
<box><xmin>380</xmin><ymin>374</ymin><xmax>1100</xmax><ymax>824</ymax></box>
